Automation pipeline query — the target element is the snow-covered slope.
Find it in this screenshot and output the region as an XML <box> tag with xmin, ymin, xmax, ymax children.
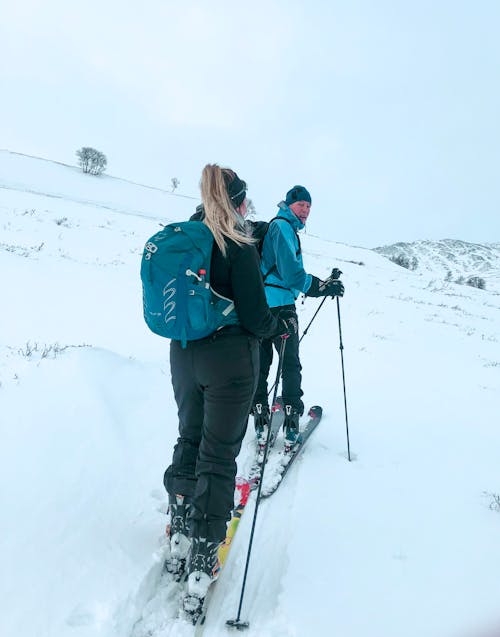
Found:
<box><xmin>1</xmin><ymin>153</ymin><xmax>500</xmax><ymax>637</ymax></box>
<box><xmin>374</xmin><ymin>239</ymin><xmax>500</xmax><ymax>293</ymax></box>
<box><xmin>0</xmin><ymin>149</ymin><xmax>196</xmax><ymax>223</ymax></box>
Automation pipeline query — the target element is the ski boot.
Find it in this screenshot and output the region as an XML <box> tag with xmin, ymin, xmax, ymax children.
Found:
<box><xmin>252</xmin><ymin>402</ymin><xmax>270</xmax><ymax>452</ymax></box>
<box><xmin>283</xmin><ymin>404</ymin><xmax>300</xmax><ymax>453</ymax></box>
<box><xmin>183</xmin><ymin>536</ymin><xmax>221</xmax><ymax>623</ymax></box>
<box><xmin>165</xmin><ymin>494</ymin><xmax>191</xmax><ymax>578</ymax></box>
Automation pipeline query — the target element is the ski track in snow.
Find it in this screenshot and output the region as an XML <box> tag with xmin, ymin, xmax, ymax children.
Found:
<box><xmin>1</xmin><ymin>152</ymin><xmax>500</xmax><ymax>637</ymax></box>
<box><xmin>126</xmin><ymin>432</ymin><xmax>299</xmax><ymax>637</ymax></box>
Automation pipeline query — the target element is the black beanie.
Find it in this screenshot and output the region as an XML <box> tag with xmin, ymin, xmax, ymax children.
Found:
<box><xmin>226</xmin><ymin>173</ymin><xmax>247</xmax><ymax>207</ymax></box>
<box><xmin>285</xmin><ymin>185</ymin><xmax>311</xmax><ymax>206</ymax></box>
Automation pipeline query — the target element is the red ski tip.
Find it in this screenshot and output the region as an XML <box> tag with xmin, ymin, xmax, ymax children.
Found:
<box><xmin>308</xmin><ymin>405</ymin><xmax>322</xmax><ymax>419</ymax></box>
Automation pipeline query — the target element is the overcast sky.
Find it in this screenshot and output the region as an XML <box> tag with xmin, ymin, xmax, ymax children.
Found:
<box><xmin>1</xmin><ymin>0</ymin><xmax>499</xmax><ymax>247</ymax></box>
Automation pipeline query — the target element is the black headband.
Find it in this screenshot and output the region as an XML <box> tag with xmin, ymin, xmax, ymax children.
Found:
<box><xmin>227</xmin><ymin>174</ymin><xmax>247</xmax><ymax>207</ymax></box>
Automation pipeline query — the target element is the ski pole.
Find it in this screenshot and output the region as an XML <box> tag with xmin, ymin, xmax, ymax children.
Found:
<box><xmin>227</xmin><ymin>334</ymin><xmax>288</xmax><ymax>630</ymax></box>
<box><xmin>267</xmin><ymin>267</ymin><xmax>341</xmax><ymax>397</ymax></box>
<box><xmin>299</xmin><ymin>266</ymin><xmax>342</xmax><ymax>344</ymax></box>
<box><xmin>299</xmin><ymin>296</ymin><xmax>327</xmax><ymax>343</ymax></box>
<box><xmin>266</xmin><ymin>294</ymin><xmax>328</xmax><ymax>399</ymax></box>
<box><xmin>336</xmin><ymin>296</ymin><xmax>351</xmax><ymax>461</ymax></box>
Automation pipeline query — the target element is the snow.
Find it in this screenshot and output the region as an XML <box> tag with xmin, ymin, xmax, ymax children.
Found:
<box><xmin>374</xmin><ymin>239</ymin><xmax>500</xmax><ymax>294</ymax></box>
<box><xmin>1</xmin><ymin>151</ymin><xmax>500</xmax><ymax>637</ymax></box>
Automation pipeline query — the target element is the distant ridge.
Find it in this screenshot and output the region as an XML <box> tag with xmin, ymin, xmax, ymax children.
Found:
<box><xmin>374</xmin><ymin>239</ymin><xmax>500</xmax><ymax>292</ymax></box>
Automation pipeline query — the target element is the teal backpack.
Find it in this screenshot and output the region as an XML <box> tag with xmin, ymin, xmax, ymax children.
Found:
<box><xmin>140</xmin><ymin>221</ymin><xmax>239</xmax><ymax>346</ymax></box>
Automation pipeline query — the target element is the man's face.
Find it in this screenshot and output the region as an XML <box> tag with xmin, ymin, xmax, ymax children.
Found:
<box><xmin>289</xmin><ymin>200</ymin><xmax>311</xmax><ymax>224</ymax></box>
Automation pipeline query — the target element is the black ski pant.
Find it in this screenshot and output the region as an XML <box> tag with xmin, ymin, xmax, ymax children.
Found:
<box><xmin>164</xmin><ymin>331</ymin><xmax>259</xmax><ymax>543</ymax></box>
<box><xmin>253</xmin><ymin>304</ymin><xmax>304</xmax><ymax>415</ymax></box>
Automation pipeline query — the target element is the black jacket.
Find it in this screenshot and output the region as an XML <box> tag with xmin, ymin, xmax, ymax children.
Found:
<box><xmin>190</xmin><ymin>210</ymin><xmax>277</xmax><ymax>339</ymax></box>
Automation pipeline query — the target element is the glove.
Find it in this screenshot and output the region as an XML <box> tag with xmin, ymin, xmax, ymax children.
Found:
<box><xmin>324</xmin><ymin>267</ymin><xmax>344</xmax><ymax>297</ymax></box>
<box><xmin>325</xmin><ymin>279</ymin><xmax>344</xmax><ymax>297</ymax></box>
<box><xmin>275</xmin><ymin>309</ymin><xmax>298</xmax><ymax>338</ymax></box>
<box><xmin>307</xmin><ymin>275</ymin><xmax>345</xmax><ymax>298</ymax></box>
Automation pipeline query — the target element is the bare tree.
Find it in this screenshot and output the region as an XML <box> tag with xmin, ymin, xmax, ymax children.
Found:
<box><xmin>246</xmin><ymin>198</ymin><xmax>257</xmax><ymax>219</ymax></box>
<box><xmin>76</xmin><ymin>147</ymin><xmax>108</xmax><ymax>175</ymax></box>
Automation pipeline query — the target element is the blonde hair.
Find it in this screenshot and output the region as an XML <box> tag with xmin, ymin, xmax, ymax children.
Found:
<box><xmin>200</xmin><ymin>164</ymin><xmax>253</xmax><ymax>256</ymax></box>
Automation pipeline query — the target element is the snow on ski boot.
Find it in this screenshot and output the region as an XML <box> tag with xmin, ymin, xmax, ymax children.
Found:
<box><xmin>252</xmin><ymin>402</ymin><xmax>270</xmax><ymax>452</ymax></box>
<box><xmin>165</xmin><ymin>494</ymin><xmax>191</xmax><ymax>578</ymax></box>
<box><xmin>183</xmin><ymin>536</ymin><xmax>221</xmax><ymax>623</ymax></box>
<box><xmin>283</xmin><ymin>404</ymin><xmax>300</xmax><ymax>453</ymax></box>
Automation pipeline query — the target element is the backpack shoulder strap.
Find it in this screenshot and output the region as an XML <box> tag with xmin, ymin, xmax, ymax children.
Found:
<box><xmin>267</xmin><ymin>216</ymin><xmax>301</xmax><ymax>250</ymax></box>
<box><xmin>262</xmin><ymin>216</ymin><xmax>302</xmax><ymax>282</ymax></box>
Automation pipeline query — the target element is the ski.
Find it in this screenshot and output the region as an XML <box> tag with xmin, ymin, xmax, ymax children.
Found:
<box><xmin>185</xmin><ymin>406</ymin><xmax>321</xmax><ymax>628</ymax></box>
<box><xmin>247</xmin><ymin>404</ymin><xmax>284</xmax><ymax>484</ymax></box>
<box><xmin>182</xmin><ymin>477</ymin><xmax>251</xmax><ymax>630</ymax></box>
<box><xmin>259</xmin><ymin>405</ymin><xmax>323</xmax><ymax>498</ymax></box>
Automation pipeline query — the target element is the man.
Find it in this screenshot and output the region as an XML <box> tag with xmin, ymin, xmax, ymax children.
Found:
<box><xmin>252</xmin><ymin>185</ymin><xmax>344</xmax><ymax>451</ymax></box>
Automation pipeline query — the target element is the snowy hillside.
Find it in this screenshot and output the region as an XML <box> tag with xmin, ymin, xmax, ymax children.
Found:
<box><xmin>0</xmin><ymin>149</ymin><xmax>196</xmax><ymax>224</ymax></box>
<box><xmin>374</xmin><ymin>239</ymin><xmax>500</xmax><ymax>293</ymax></box>
<box><xmin>1</xmin><ymin>153</ymin><xmax>500</xmax><ymax>637</ymax></box>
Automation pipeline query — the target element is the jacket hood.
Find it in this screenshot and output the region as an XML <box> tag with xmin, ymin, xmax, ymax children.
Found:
<box><xmin>277</xmin><ymin>201</ymin><xmax>305</xmax><ymax>231</ymax></box>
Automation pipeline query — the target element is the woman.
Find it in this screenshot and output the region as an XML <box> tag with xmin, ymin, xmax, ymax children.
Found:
<box><xmin>163</xmin><ymin>164</ymin><xmax>288</xmax><ymax>604</ymax></box>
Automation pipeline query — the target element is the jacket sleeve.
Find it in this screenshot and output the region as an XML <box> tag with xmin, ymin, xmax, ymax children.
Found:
<box><xmin>267</xmin><ymin>221</ymin><xmax>312</xmax><ymax>293</ymax></box>
<box><xmin>229</xmin><ymin>243</ymin><xmax>278</xmax><ymax>338</ymax></box>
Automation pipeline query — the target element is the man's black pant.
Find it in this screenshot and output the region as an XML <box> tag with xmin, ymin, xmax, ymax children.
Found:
<box><xmin>254</xmin><ymin>304</ymin><xmax>304</xmax><ymax>415</ymax></box>
<box><xmin>164</xmin><ymin>332</ymin><xmax>259</xmax><ymax>543</ymax></box>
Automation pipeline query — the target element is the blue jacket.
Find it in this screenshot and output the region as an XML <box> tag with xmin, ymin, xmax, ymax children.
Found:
<box><xmin>261</xmin><ymin>202</ymin><xmax>313</xmax><ymax>308</ymax></box>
